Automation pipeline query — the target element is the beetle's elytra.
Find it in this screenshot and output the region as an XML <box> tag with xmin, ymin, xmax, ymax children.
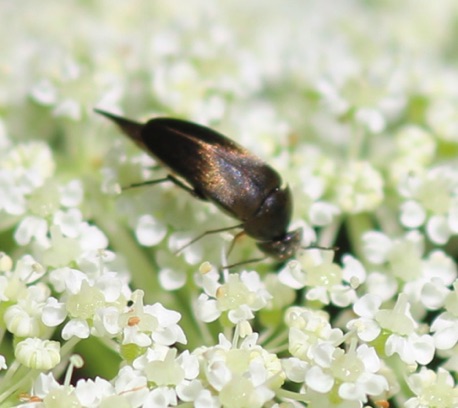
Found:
<box><xmin>95</xmin><ymin>109</ymin><xmax>303</xmax><ymax>261</ymax></box>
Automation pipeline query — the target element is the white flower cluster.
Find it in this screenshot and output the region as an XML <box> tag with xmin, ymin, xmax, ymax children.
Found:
<box><xmin>283</xmin><ymin>308</ymin><xmax>388</xmax><ymax>404</ymax></box>
<box><xmin>2</xmin><ymin>1</ymin><xmax>458</xmax><ymax>407</ymax></box>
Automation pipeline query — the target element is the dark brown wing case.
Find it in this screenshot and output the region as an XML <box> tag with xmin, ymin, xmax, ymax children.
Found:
<box><xmin>142</xmin><ymin>118</ymin><xmax>282</xmax><ymax>221</ymax></box>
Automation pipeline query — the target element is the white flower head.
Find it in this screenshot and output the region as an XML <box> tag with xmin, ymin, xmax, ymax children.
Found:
<box><xmin>193</xmin><ymin>333</ymin><xmax>284</xmax><ymax>407</ymax></box>
<box><xmin>4</xmin><ymin>285</ymin><xmax>50</xmax><ymax>338</ymax></box>
<box><xmin>131</xmin><ymin>346</ymin><xmax>199</xmax><ymax>406</ymax></box>
<box><xmin>28</xmin><ymin>373</ymin><xmax>79</xmax><ymax>407</ymax></box>
<box><xmin>398</xmin><ymin>165</ymin><xmax>458</xmax><ymax>244</ymax></box>
<box><xmin>195</xmin><ymin>269</ymin><xmax>271</xmax><ymax>325</ymax></box>
<box><xmin>405</xmin><ymin>367</ymin><xmax>458</xmax><ymax>408</ymax></box>
<box><xmin>285</xmin><ymin>335</ymin><xmax>389</xmax><ymax>405</ymax></box>
<box><xmin>44</xmin><ymin>264</ymin><xmax>131</xmax><ymax>341</ymax></box>
<box><xmin>349</xmin><ymin>293</ymin><xmax>435</xmax><ymax>365</ymax></box>
<box><xmin>74</xmin><ymin>377</ymin><xmax>115</xmax><ymax>406</ymax></box>
<box><xmin>120</xmin><ymin>290</ymin><xmax>186</xmax><ymax>348</ymax></box>
<box><xmin>334</xmin><ymin>161</ymin><xmax>384</xmax><ymax>214</ymax></box>
<box><xmin>285</xmin><ymin>307</ymin><xmax>343</xmax><ymax>363</ymax></box>
<box><xmin>279</xmin><ymin>250</ymin><xmax>356</xmax><ymax>306</ymax></box>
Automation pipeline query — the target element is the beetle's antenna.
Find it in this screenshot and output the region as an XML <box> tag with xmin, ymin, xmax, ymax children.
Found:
<box><xmin>122</xmin><ymin>177</ymin><xmax>171</xmax><ymax>191</ymax></box>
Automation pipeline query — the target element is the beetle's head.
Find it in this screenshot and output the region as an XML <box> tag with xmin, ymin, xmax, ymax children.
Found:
<box><xmin>256</xmin><ymin>227</ymin><xmax>303</xmax><ymax>260</ymax></box>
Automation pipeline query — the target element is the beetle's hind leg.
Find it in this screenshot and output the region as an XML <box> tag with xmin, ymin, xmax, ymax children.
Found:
<box><xmin>175</xmin><ymin>224</ymin><xmax>243</xmax><ymax>255</ymax></box>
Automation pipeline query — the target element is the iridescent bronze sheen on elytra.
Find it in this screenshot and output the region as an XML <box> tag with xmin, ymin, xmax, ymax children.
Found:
<box><xmin>95</xmin><ymin>109</ymin><xmax>302</xmax><ymax>261</ymax></box>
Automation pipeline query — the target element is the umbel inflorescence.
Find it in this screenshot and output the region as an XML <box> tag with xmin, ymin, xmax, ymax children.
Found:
<box><xmin>1</xmin><ymin>1</ymin><xmax>458</xmax><ymax>407</ymax></box>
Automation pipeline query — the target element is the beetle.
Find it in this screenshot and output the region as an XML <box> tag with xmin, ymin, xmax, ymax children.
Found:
<box><xmin>95</xmin><ymin>109</ymin><xmax>303</xmax><ymax>262</ymax></box>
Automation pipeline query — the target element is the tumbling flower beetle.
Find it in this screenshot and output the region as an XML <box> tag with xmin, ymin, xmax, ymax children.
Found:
<box><xmin>95</xmin><ymin>109</ymin><xmax>303</xmax><ymax>262</ymax></box>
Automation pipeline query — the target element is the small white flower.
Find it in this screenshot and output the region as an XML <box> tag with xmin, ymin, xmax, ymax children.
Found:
<box><xmin>120</xmin><ymin>290</ymin><xmax>186</xmax><ymax>347</ymax></box>
<box><xmin>336</xmin><ymin>344</ymin><xmax>388</xmax><ymax>402</ymax></box>
<box><xmin>0</xmin><ymin>355</ymin><xmax>7</xmax><ymax>370</ymax></box>
<box><xmin>279</xmin><ymin>250</ymin><xmax>355</xmax><ymax>306</ymax></box>
<box><xmin>53</xmin><ymin>99</ymin><xmax>81</xmax><ymax>120</ymax></box>
<box><xmin>431</xmin><ymin>282</ymin><xmax>458</xmax><ymax>350</ymax></box>
<box><xmin>74</xmin><ymin>377</ymin><xmax>115</xmax><ymax>406</ymax></box>
<box><xmin>285</xmin><ymin>307</ymin><xmax>343</xmax><ymax>362</ymax></box>
<box><xmin>5</xmin><ymin>142</ymin><xmax>55</xmax><ymax>189</ymax></box>
<box><xmin>289</xmin><ymin>336</ymin><xmax>389</xmax><ymax>405</ymax></box>
<box><xmin>31</xmin><ymin>372</ymin><xmax>74</xmax><ymax>406</ymax></box>
<box><xmin>427</xmin><ymin>215</ymin><xmax>452</xmax><ymax>245</ymax></box>
<box><xmin>334</xmin><ymin>161</ymin><xmax>384</xmax><ymax>214</ymax></box>
<box><xmin>77</xmin><ymin>222</ymin><xmax>108</xmax><ymax>252</ymax></box>
<box><xmin>349</xmin><ymin>293</ymin><xmax>435</xmax><ymax>365</ymax></box>
<box><xmin>0</xmin><ymin>252</ymin><xmax>13</xmax><ymax>272</ymax></box>
<box><xmin>364</xmin><ymin>229</ymin><xmax>456</xmax><ymax>310</ymax></box>
<box><xmin>403</xmin><ymin>250</ymin><xmax>456</xmax><ymax>310</ymax></box>
<box><xmin>347</xmin><ymin>294</ymin><xmax>382</xmax><ymax>342</ymax></box>
<box><xmin>4</xmin><ymin>285</ymin><xmax>50</xmax><ymax>337</ymax></box>
<box><xmin>15</xmin><ymin>338</ymin><xmax>61</xmax><ymax>370</ymax></box>
<box><xmin>12</xmin><ymin>254</ymin><xmax>46</xmax><ymax>284</ymax></box>
<box><xmin>282</xmin><ymin>357</ymin><xmax>309</xmax><ymax>383</ymax></box>
<box><xmin>400</xmin><ymin>200</ymin><xmax>427</xmax><ymax>228</ymax></box>
<box><xmin>132</xmin><ymin>346</ymin><xmax>199</xmax><ymax>406</ymax></box>
<box><xmin>14</xmin><ymin>215</ymin><xmax>48</xmax><ymax>246</ymax></box>
<box><xmin>362</xmin><ymin>231</ymin><xmax>393</xmax><ymax>264</ymax></box>
<box><xmin>92</xmin><ymin>306</ymin><xmax>122</xmax><ymax>336</ymax></box>
<box><xmin>176</xmin><ymin>379</ymin><xmax>205</xmax><ymax>402</ymax></box>
<box><xmin>378</xmin><ymin>295</ymin><xmax>435</xmax><ymax>364</ymax></box>
<box><xmin>143</xmin><ymin>386</ymin><xmax>178</xmax><ymax>407</ymax></box>
<box><xmin>305</xmin><ymin>365</ymin><xmax>334</xmax><ymax>393</ymax></box>
<box><xmin>48</xmin><ymin>266</ymin><xmax>86</xmax><ymax>293</ymax></box>
<box><xmin>397</xmin><ymin>165</ymin><xmax>458</xmax><ymax>244</ymax></box>
<box><xmin>157</xmin><ymin>250</ymin><xmax>190</xmax><ymax>290</ymax></box>
<box><xmin>385</xmin><ymin>332</ymin><xmax>435</xmax><ymax>366</ymax></box>
<box><xmin>135</xmin><ymin>214</ymin><xmax>167</xmax><ymax>246</ymax></box>
<box><xmin>42</xmin><ymin>226</ymin><xmax>82</xmax><ymax>268</ymax></box>
<box><xmin>195</xmin><ymin>270</ymin><xmax>271</xmax><ymax>325</ymax></box>
<box><xmin>427</xmin><ymin>99</ymin><xmax>458</xmax><ymax>142</ymax></box>
<box><xmin>0</xmin><ymin>170</ymin><xmax>27</xmax><ymax>215</ymax></box>
<box><xmin>390</xmin><ymin>125</ymin><xmax>436</xmax><ymax>183</ymax></box>
<box><xmin>62</xmin><ymin>318</ymin><xmax>90</xmax><ymax>340</ymax></box>
<box><xmin>193</xmin><ymin>333</ymin><xmax>284</xmax><ymax>407</ymax></box>
<box><xmin>59</xmin><ymin>179</ymin><xmax>84</xmax><ymax>207</ymax></box>
<box><xmin>309</xmin><ymin>201</ymin><xmax>340</xmax><ymax>226</ymax></box>
<box><xmin>30</xmin><ymin>79</ymin><xmax>58</xmax><ymax>105</ymax></box>
<box><xmin>147</xmin><ymin>302</ymin><xmax>187</xmax><ymax>345</ymax></box>
<box><xmin>42</xmin><ymin>297</ymin><xmax>69</xmax><ymax>327</ymax></box>
<box><xmin>405</xmin><ymin>367</ymin><xmax>458</xmax><ymax>408</ymax></box>
<box><xmin>355</xmin><ymin>107</ymin><xmax>385</xmax><ymax>132</ymax></box>
<box><xmin>341</xmin><ymin>254</ymin><xmax>366</xmax><ymax>289</ymax></box>
<box><xmin>113</xmin><ymin>365</ymin><xmax>148</xmax><ymax>407</ymax></box>
<box><xmin>365</xmin><ymin>271</ymin><xmax>398</xmax><ymax>302</ymax></box>
<box><xmin>53</xmin><ymin>208</ymin><xmax>84</xmax><ymax>238</ymax></box>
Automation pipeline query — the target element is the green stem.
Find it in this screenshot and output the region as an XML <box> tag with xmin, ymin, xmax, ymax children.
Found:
<box><xmin>0</xmin><ymin>365</ymin><xmax>37</xmax><ymax>405</ymax></box>
<box><xmin>60</xmin><ymin>336</ymin><xmax>81</xmax><ymax>359</ymax></box>
<box><xmin>319</xmin><ymin>218</ymin><xmax>342</xmax><ymax>248</ymax></box>
<box><xmin>94</xmin><ymin>214</ymin><xmax>162</xmax><ymax>302</ymax></box>
<box><xmin>173</xmin><ymin>285</ymin><xmax>208</xmax><ymax>350</ymax></box>
<box><xmin>277</xmin><ymin>388</ymin><xmax>309</xmax><ymax>404</ymax></box>
<box><xmin>346</xmin><ymin>213</ymin><xmax>375</xmax><ymax>263</ymax></box>
<box><xmin>348</xmin><ymin>122</ymin><xmax>365</xmax><ymax>161</ymax></box>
